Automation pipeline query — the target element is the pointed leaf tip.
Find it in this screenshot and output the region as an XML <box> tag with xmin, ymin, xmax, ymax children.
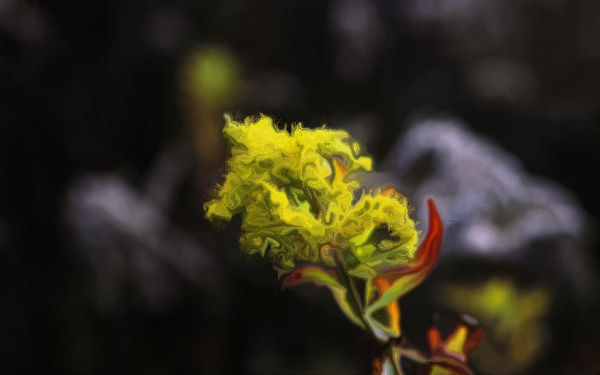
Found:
<box><xmin>365</xmin><ymin>198</ymin><xmax>445</xmax><ymax>328</ymax></box>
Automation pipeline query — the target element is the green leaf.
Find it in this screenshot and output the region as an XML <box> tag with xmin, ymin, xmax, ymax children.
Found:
<box><xmin>283</xmin><ymin>265</ymin><xmax>365</xmax><ymax>328</ymax></box>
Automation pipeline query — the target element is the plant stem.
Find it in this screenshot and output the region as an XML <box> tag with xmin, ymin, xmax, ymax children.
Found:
<box><xmin>390</xmin><ymin>344</ymin><xmax>403</xmax><ymax>375</ymax></box>
<box><xmin>331</xmin><ymin>247</ymin><xmax>380</xmax><ymax>340</ymax></box>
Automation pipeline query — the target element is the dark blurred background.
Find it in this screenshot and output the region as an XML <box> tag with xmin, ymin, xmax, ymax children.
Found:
<box><xmin>1</xmin><ymin>0</ymin><xmax>600</xmax><ymax>373</ymax></box>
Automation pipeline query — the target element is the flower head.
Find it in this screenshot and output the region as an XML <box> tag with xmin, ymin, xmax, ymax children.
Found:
<box><xmin>205</xmin><ymin>115</ymin><xmax>420</xmax><ymax>270</ymax></box>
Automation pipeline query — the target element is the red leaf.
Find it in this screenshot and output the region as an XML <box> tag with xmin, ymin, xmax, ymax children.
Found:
<box><xmin>379</xmin><ymin>198</ymin><xmax>443</xmax><ymax>280</ymax></box>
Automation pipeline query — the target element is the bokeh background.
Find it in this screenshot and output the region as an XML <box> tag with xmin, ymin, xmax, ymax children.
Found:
<box><xmin>1</xmin><ymin>0</ymin><xmax>600</xmax><ymax>373</ymax></box>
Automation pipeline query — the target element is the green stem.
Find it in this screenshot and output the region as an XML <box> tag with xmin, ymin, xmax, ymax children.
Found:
<box><xmin>386</xmin><ymin>340</ymin><xmax>431</xmax><ymax>375</ymax></box>
<box><xmin>331</xmin><ymin>247</ymin><xmax>380</xmax><ymax>340</ymax></box>
<box><xmin>390</xmin><ymin>344</ymin><xmax>403</xmax><ymax>375</ymax></box>
<box><xmin>329</xmin><ymin>248</ymin><xmax>429</xmax><ymax>375</ymax></box>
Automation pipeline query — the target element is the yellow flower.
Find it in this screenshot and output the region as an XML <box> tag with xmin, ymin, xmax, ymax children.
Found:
<box><xmin>205</xmin><ymin>114</ymin><xmax>419</xmax><ymax>270</ymax></box>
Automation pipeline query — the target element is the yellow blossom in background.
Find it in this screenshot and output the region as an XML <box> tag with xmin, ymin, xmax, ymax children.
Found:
<box><xmin>179</xmin><ymin>45</ymin><xmax>247</xmax><ymax>167</ymax></box>
<box><xmin>180</xmin><ymin>46</ymin><xmax>241</xmax><ymax>108</ymax></box>
<box><xmin>436</xmin><ymin>277</ymin><xmax>550</xmax><ymax>374</ymax></box>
